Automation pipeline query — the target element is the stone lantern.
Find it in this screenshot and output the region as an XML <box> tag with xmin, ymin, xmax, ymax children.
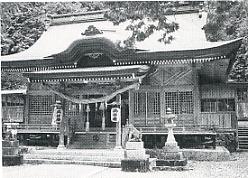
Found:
<box><xmin>163</xmin><ymin>108</ymin><xmax>177</xmax><ymax>145</ymax></box>
<box><xmin>156</xmin><ymin>108</ymin><xmax>187</xmax><ymax>167</ymax></box>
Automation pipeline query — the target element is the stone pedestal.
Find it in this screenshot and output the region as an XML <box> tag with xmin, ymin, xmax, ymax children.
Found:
<box><xmin>156</xmin><ymin>123</ymin><xmax>187</xmax><ymax>167</ymax></box>
<box><xmin>122</xmin><ymin>141</ymin><xmax>149</xmax><ymax>172</ymax></box>
<box><xmin>2</xmin><ymin>140</ymin><xmax>23</xmax><ymax>166</ymax></box>
<box><xmin>121</xmin><ymin>159</ymin><xmax>149</xmax><ymax>172</ymax></box>
<box><xmin>57</xmin><ymin>144</ymin><xmax>66</xmax><ymax>150</ymax></box>
<box><xmin>162</xmin><ymin>135</ymin><xmax>183</xmax><ymax>160</ymax></box>
<box><xmin>125</xmin><ymin>141</ymin><xmax>147</xmax><ymax>159</ymax></box>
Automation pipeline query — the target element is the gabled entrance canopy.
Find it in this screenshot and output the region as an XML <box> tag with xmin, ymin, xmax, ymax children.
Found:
<box><xmin>23</xmin><ymin>65</ymin><xmax>149</xmax><ymax>84</ymax></box>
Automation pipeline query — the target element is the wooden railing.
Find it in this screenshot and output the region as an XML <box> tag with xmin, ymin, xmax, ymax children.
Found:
<box><xmin>199</xmin><ymin>113</ymin><xmax>236</xmax><ymax>129</ymax></box>
<box><xmin>135</xmin><ymin>125</ymin><xmax>215</xmax><ymax>134</ymax></box>
<box><xmin>16</xmin><ymin>124</ymin><xmax>116</xmax><ymax>133</ymax></box>
<box><xmin>87</xmin><ymin>127</ymin><xmax>116</xmax><ymax>133</ymax></box>
<box><xmin>17</xmin><ymin>124</ymin><xmax>60</xmax><ymax>131</ymax></box>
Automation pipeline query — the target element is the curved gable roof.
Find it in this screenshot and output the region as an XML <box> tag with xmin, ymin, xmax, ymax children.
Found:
<box><xmin>1</xmin><ymin>11</ymin><xmax>243</xmax><ymax>69</ymax></box>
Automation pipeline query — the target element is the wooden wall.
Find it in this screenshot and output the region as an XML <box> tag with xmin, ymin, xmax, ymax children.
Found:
<box><xmin>129</xmin><ymin>64</ymin><xmax>197</xmax><ymax>128</ymax></box>
<box><xmin>129</xmin><ymin>65</ymin><xmax>239</xmax><ymax>130</ymax></box>
<box><xmin>2</xmin><ymin>106</ymin><xmax>24</xmax><ymax>123</ymax></box>
<box><xmin>199</xmin><ymin>113</ymin><xmax>236</xmax><ymax>128</ymax></box>
<box><xmin>198</xmin><ymin>84</ymin><xmax>237</xmax><ymax>129</ymax></box>
<box><xmin>200</xmin><ymin>84</ymin><xmax>236</xmax><ymax>99</ymax></box>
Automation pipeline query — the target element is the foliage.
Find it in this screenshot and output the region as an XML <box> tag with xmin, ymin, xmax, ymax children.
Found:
<box><xmin>1</xmin><ymin>2</ymin><xmax>46</xmax><ymax>55</ymax></box>
<box><xmin>203</xmin><ymin>1</ymin><xmax>248</xmax><ymax>81</ymax></box>
<box><xmin>1</xmin><ymin>2</ymin><xmax>185</xmax><ymax>54</ymax></box>
<box><xmin>103</xmin><ymin>1</ymin><xmax>181</xmax><ymax>48</ymax></box>
<box><xmin>1</xmin><ymin>72</ymin><xmax>28</xmax><ymax>90</ymax></box>
<box><xmin>0</xmin><ymin>2</ymin><xmax>104</xmax><ymax>55</ymax></box>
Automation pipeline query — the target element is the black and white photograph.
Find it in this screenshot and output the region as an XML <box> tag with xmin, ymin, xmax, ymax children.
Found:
<box><xmin>1</xmin><ymin>1</ymin><xmax>248</xmax><ymax>177</ymax></box>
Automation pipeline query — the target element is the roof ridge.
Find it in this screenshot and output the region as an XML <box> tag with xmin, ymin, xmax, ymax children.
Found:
<box><xmin>48</xmin><ymin>10</ymin><xmax>108</xmax><ymax>19</ymax></box>
<box><xmin>47</xmin><ymin>10</ymin><xmax>108</xmax><ymax>26</ymax></box>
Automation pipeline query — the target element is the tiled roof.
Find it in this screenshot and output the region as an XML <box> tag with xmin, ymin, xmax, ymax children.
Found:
<box><xmin>1</xmin><ymin>11</ymin><xmax>241</xmax><ymax>62</ymax></box>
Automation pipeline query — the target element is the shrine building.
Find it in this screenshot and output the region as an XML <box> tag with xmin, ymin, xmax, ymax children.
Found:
<box><xmin>1</xmin><ymin>10</ymin><xmax>248</xmax><ymax>150</ymax></box>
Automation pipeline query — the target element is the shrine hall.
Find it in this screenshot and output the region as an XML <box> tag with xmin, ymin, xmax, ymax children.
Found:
<box><xmin>1</xmin><ymin>10</ymin><xmax>248</xmax><ymax>150</ymax></box>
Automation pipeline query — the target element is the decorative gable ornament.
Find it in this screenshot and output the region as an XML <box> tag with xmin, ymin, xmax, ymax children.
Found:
<box><xmin>84</xmin><ymin>53</ymin><xmax>103</xmax><ymax>59</ymax></box>
<box><xmin>82</xmin><ymin>25</ymin><xmax>103</xmax><ymax>36</ymax></box>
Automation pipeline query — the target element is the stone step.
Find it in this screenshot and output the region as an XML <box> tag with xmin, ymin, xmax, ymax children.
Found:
<box><xmin>238</xmin><ymin>139</ymin><xmax>248</xmax><ymax>142</ymax></box>
<box><xmin>24</xmin><ymin>154</ymin><xmax>123</xmax><ymax>162</ymax></box>
<box><xmin>238</xmin><ymin>141</ymin><xmax>248</xmax><ymax>146</ymax></box>
<box><xmin>23</xmin><ymin>148</ymin><xmax>125</xmax><ymax>167</ymax></box>
<box><xmin>24</xmin><ymin>158</ymin><xmax>121</xmax><ymax>167</ymax></box>
<box><xmin>182</xmin><ymin>146</ymin><xmax>230</xmax><ymax>161</ymax></box>
<box><xmin>238</xmin><ymin>127</ymin><xmax>248</xmax><ymax>149</ymax></box>
<box><xmin>238</xmin><ymin>147</ymin><xmax>248</xmax><ymax>150</ymax></box>
<box><xmin>238</xmin><ymin>148</ymin><xmax>248</xmax><ymax>151</ymax></box>
<box><xmin>238</xmin><ymin>134</ymin><xmax>248</xmax><ymax>136</ymax></box>
<box><xmin>238</xmin><ymin>130</ymin><xmax>248</xmax><ymax>133</ymax></box>
<box><xmin>238</xmin><ymin>127</ymin><xmax>248</xmax><ymax>130</ymax></box>
<box><xmin>29</xmin><ymin>149</ymin><xmax>124</xmax><ymax>157</ymax></box>
<box><xmin>238</xmin><ymin>136</ymin><xmax>248</xmax><ymax>139</ymax></box>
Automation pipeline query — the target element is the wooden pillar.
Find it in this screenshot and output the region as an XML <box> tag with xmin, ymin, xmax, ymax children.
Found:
<box><xmin>57</xmin><ymin>105</ymin><xmax>66</xmax><ymax>150</ymax></box>
<box><xmin>128</xmin><ymin>90</ymin><xmax>133</xmax><ymax>125</ymax></box>
<box><xmin>192</xmin><ymin>63</ymin><xmax>201</xmax><ymax>127</ymax></box>
<box><xmin>101</xmin><ymin>106</ymin><xmax>106</xmax><ymax>130</ymax></box>
<box><xmin>24</xmin><ymin>83</ymin><xmax>30</xmax><ymax>126</ymax></box>
<box><xmin>99</xmin><ymin>101</ymin><xmax>106</xmax><ymax>130</ymax></box>
<box><xmin>115</xmin><ymin>94</ymin><xmax>122</xmax><ymax>149</ymax></box>
<box><xmin>78</xmin><ymin>95</ymin><xmax>84</xmax><ymax>131</ymax></box>
<box><xmin>85</xmin><ymin>104</ymin><xmax>90</xmax><ymax>132</ymax></box>
<box><xmin>57</xmin><ymin>82</ymin><xmax>66</xmax><ymax>150</ymax></box>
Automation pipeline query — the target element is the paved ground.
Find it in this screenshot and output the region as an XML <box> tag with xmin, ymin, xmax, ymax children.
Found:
<box><xmin>2</xmin><ymin>151</ymin><xmax>248</xmax><ymax>178</ymax></box>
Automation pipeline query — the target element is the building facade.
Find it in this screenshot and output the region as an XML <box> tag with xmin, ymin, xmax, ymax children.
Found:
<box><xmin>2</xmin><ymin>10</ymin><xmax>248</xmax><ymax>150</ymax></box>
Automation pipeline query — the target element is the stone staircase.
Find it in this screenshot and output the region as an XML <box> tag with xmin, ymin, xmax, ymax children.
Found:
<box><xmin>23</xmin><ymin>148</ymin><xmax>124</xmax><ymax>167</ymax></box>
<box><xmin>238</xmin><ymin>127</ymin><xmax>248</xmax><ymax>150</ymax></box>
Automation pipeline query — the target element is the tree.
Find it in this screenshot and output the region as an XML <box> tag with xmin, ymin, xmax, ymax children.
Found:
<box><xmin>103</xmin><ymin>1</ymin><xmax>182</xmax><ymax>48</ymax></box>
<box><xmin>1</xmin><ymin>71</ymin><xmax>28</xmax><ymax>90</ymax></box>
<box><xmin>1</xmin><ymin>2</ymin><xmax>185</xmax><ymax>54</ymax></box>
<box><xmin>203</xmin><ymin>1</ymin><xmax>248</xmax><ymax>81</ymax></box>
<box><xmin>0</xmin><ymin>2</ymin><xmax>104</xmax><ymax>55</ymax></box>
<box><xmin>1</xmin><ymin>2</ymin><xmax>47</xmax><ymax>55</ymax></box>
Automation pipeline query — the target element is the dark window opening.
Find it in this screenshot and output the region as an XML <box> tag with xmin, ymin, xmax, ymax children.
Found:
<box><xmin>201</xmin><ymin>98</ymin><xmax>235</xmax><ymax>113</ymax></box>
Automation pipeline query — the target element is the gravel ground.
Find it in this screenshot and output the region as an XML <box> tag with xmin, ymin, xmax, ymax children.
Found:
<box><xmin>2</xmin><ymin>151</ymin><xmax>248</xmax><ymax>178</ymax></box>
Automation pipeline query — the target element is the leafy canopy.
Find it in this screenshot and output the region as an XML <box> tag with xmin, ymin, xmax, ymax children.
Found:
<box><xmin>203</xmin><ymin>1</ymin><xmax>248</xmax><ymax>81</ymax></box>
<box><xmin>104</xmin><ymin>1</ymin><xmax>181</xmax><ymax>48</ymax></box>
<box><xmin>1</xmin><ymin>1</ymin><xmax>184</xmax><ymax>55</ymax></box>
